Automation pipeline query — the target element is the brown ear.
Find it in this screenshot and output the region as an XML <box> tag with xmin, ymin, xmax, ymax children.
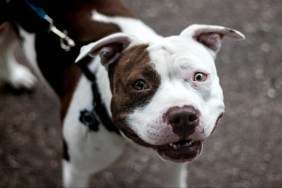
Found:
<box><xmin>180</xmin><ymin>24</ymin><xmax>245</xmax><ymax>55</ymax></box>
<box><xmin>76</xmin><ymin>33</ymin><xmax>132</xmax><ymax>67</ymax></box>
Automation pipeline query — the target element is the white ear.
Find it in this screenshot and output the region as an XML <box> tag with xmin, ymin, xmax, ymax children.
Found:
<box><xmin>75</xmin><ymin>33</ymin><xmax>133</xmax><ymax>66</ymax></box>
<box><xmin>180</xmin><ymin>24</ymin><xmax>245</xmax><ymax>55</ymax></box>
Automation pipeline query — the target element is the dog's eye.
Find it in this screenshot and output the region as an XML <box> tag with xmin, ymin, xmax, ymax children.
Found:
<box><xmin>132</xmin><ymin>80</ymin><xmax>148</xmax><ymax>90</ymax></box>
<box><xmin>194</xmin><ymin>72</ymin><xmax>207</xmax><ymax>82</ymax></box>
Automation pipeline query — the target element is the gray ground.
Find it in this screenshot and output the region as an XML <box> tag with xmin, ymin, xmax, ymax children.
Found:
<box><xmin>0</xmin><ymin>0</ymin><xmax>281</xmax><ymax>187</ymax></box>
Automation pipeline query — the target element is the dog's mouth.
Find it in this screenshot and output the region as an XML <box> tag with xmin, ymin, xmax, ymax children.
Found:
<box><xmin>114</xmin><ymin>121</ymin><xmax>203</xmax><ymax>163</ymax></box>
<box><xmin>154</xmin><ymin>139</ymin><xmax>202</xmax><ymax>163</ymax></box>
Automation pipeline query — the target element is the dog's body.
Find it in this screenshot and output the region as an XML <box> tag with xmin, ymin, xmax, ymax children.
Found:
<box><xmin>0</xmin><ymin>0</ymin><xmax>244</xmax><ymax>187</ymax></box>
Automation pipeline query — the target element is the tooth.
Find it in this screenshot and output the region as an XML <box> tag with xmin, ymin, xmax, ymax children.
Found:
<box><xmin>169</xmin><ymin>141</ymin><xmax>196</xmax><ymax>149</ymax></box>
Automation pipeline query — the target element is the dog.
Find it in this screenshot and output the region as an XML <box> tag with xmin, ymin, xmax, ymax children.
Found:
<box><xmin>0</xmin><ymin>0</ymin><xmax>245</xmax><ymax>187</ymax></box>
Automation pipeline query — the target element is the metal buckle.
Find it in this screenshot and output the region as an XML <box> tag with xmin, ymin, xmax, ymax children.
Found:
<box><xmin>49</xmin><ymin>24</ymin><xmax>75</xmax><ymax>51</ymax></box>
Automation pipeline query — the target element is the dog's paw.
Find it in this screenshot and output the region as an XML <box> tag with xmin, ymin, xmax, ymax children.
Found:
<box><xmin>7</xmin><ymin>63</ymin><xmax>37</xmax><ymax>90</ymax></box>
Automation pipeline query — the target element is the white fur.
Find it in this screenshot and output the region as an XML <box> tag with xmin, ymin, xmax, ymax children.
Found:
<box><xmin>0</xmin><ymin>23</ymin><xmax>36</xmax><ymax>89</ymax></box>
<box><xmin>18</xmin><ymin>27</ymin><xmax>46</xmax><ymax>83</ymax></box>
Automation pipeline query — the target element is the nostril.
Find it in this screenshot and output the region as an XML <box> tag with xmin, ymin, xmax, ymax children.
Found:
<box><xmin>188</xmin><ymin>114</ymin><xmax>198</xmax><ymax>122</ymax></box>
<box><xmin>164</xmin><ymin>105</ymin><xmax>200</xmax><ymax>138</ymax></box>
<box><xmin>169</xmin><ymin>116</ymin><xmax>181</xmax><ymax>125</ymax></box>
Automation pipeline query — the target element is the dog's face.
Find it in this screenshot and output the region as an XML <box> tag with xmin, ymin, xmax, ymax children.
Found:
<box><xmin>76</xmin><ymin>25</ymin><xmax>244</xmax><ymax>162</ymax></box>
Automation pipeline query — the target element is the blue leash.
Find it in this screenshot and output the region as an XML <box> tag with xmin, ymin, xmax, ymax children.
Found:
<box><xmin>23</xmin><ymin>0</ymin><xmax>75</xmax><ymax>51</ymax></box>
<box><xmin>23</xmin><ymin>0</ymin><xmax>48</xmax><ymax>20</ymax></box>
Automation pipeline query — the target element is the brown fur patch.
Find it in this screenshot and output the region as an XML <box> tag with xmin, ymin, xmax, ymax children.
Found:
<box><xmin>108</xmin><ymin>45</ymin><xmax>161</xmax><ymax>146</ymax></box>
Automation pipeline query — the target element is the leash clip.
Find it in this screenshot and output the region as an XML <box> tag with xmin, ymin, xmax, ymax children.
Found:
<box><xmin>49</xmin><ymin>24</ymin><xmax>75</xmax><ymax>51</ymax></box>
<box><xmin>23</xmin><ymin>0</ymin><xmax>75</xmax><ymax>51</ymax></box>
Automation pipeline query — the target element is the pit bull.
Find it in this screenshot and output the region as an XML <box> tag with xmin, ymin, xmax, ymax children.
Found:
<box><xmin>0</xmin><ymin>0</ymin><xmax>245</xmax><ymax>187</ymax></box>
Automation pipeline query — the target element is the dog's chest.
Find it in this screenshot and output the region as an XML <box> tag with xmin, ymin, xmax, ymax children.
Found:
<box><xmin>63</xmin><ymin>68</ymin><xmax>128</xmax><ymax>169</ymax></box>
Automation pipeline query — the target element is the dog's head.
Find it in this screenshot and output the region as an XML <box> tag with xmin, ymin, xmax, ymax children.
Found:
<box><xmin>76</xmin><ymin>24</ymin><xmax>245</xmax><ymax>162</ymax></box>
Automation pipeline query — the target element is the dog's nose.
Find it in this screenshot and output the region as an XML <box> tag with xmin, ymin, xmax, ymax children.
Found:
<box><xmin>165</xmin><ymin>105</ymin><xmax>200</xmax><ymax>138</ymax></box>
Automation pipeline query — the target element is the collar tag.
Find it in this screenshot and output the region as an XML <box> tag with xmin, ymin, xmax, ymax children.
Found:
<box><xmin>79</xmin><ymin>109</ymin><xmax>100</xmax><ymax>132</ymax></box>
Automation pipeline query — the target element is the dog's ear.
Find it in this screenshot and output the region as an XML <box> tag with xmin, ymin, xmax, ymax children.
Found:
<box><xmin>76</xmin><ymin>33</ymin><xmax>133</xmax><ymax>67</ymax></box>
<box><xmin>180</xmin><ymin>24</ymin><xmax>245</xmax><ymax>56</ymax></box>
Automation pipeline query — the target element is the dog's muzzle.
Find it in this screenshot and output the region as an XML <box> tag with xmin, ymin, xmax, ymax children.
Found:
<box><xmin>153</xmin><ymin>105</ymin><xmax>202</xmax><ymax>162</ymax></box>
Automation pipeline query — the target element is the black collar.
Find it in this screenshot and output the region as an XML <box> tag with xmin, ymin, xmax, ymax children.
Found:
<box><xmin>77</xmin><ymin>56</ymin><xmax>120</xmax><ymax>135</ymax></box>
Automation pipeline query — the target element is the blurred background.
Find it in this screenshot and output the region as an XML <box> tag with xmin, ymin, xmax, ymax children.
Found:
<box><xmin>0</xmin><ymin>0</ymin><xmax>281</xmax><ymax>187</ymax></box>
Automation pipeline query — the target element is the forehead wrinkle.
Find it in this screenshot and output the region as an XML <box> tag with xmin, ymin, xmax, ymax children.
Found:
<box><xmin>148</xmin><ymin>45</ymin><xmax>177</xmax><ymax>85</ymax></box>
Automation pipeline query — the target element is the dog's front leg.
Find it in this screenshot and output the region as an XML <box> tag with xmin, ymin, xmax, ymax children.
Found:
<box><xmin>0</xmin><ymin>22</ymin><xmax>36</xmax><ymax>89</ymax></box>
<box><xmin>62</xmin><ymin>160</ymin><xmax>92</xmax><ymax>188</ymax></box>
<box><xmin>160</xmin><ymin>161</ymin><xmax>188</xmax><ymax>188</ymax></box>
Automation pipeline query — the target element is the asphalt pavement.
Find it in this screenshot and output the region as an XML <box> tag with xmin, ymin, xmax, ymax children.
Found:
<box><xmin>0</xmin><ymin>0</ymin><xmax>281</xmax><ymax>187</ymax></box>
